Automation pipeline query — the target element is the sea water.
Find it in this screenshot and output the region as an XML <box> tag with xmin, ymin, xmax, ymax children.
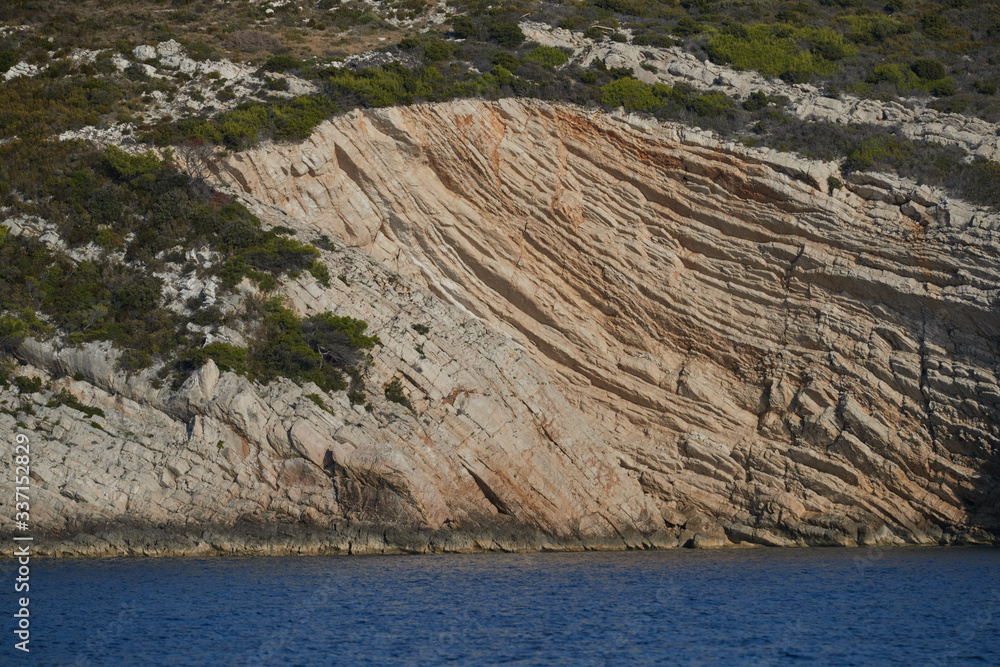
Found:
<box><xmin>14</xmin><ymin>547</ymin><xmax>1000</xmax><ymax>665</ymax></box>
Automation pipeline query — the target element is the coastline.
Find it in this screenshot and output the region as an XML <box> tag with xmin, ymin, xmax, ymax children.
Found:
<box><xmin>4</xmin><ymin>522</ymin><xmax>996</xmax><ymax>558</ymax></box>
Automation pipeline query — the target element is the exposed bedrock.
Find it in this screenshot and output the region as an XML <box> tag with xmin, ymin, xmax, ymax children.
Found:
<box><xmin>4</xmin><ymin>98</ymin><xmax>998</xmax><ymax>556</ymax></box>
<box><xmin>209</xmin><ymin>98</ymin><xmax>1000</xmax><ymax>548</ymax></box>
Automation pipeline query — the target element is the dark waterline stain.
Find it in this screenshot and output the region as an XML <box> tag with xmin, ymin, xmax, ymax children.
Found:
<box><xmin>17</xmin><ymin>547</ymin><xmax>1000</xmax><ymax>666</ymax></box>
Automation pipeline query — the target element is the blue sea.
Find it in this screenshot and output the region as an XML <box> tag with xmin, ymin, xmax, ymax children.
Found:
<box><xmin>7</xmin><ymin>547</ymin><xmax>999</xmax><ymax>666</ymax></box>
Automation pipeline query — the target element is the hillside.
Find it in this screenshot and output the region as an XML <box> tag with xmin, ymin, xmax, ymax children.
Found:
<box><xmin>0</xmin><ymin>1</ymin><xmax>998</xmax><ymax>554</ymax></box>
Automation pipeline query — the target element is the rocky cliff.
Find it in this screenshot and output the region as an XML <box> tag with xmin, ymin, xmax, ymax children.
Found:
<box><xmin>3</xmin><ymin>98</ymin><xmax>999</xmax><ymax>555</ymax></box>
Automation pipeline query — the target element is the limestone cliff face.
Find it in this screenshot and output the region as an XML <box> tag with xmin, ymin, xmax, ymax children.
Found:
<box><xmin>214</xmin><ymin>98</ymin><xmax>1000</xmax><ymax>548</ymax></box>
<box><xmin>3</xmin><ymin>98</ymin><xmax>999</xmax><ymax>555</ymax></box>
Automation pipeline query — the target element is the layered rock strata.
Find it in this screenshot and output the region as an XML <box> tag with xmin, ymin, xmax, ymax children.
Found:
<box><xmin>2</xmin><ymin>98</ymin><xmax>998</xmax><ymax>555</ymax></box>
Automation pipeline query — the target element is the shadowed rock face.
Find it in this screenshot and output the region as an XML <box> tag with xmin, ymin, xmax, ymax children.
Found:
<box><xmin>215</xmin><ymin>98</ymin><xmax>1000</xmax><ymax>548</ymax></box>
<box><xmin>4</xmin><ymin>99</ymin><xmax>998</xmax><ymax>556</ymax></box>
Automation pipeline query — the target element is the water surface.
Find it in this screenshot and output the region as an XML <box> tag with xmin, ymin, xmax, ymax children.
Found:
<box><xmin>11</xmin><ymin>547</ymin><xmax>1000</xmax><ymax>665</ymax></box>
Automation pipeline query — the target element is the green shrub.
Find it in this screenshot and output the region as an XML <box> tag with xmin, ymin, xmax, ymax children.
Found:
<box><xmin>125</xmin><ymin>62</ymin><xmax>149</xmax><ymax>81</ymax></box>
<box><xmin>0</xmin><ymin>50</ymin><xmax>17</xmax><ymax>73</ymax></box>
<box><xmin>191</xmin><ymin>306</ymin><xmax>225</xmax><ymax>326</ymax></box>
<box><xmin>265</xmin><ymin>77</ymin><xmax>290</xmax><ymax>92</ymax></box>
<box><xmin>845</xmin><ymin>135</ymin><xmax>915</xmax><ymax>172</ymax></box>
<box><xmin>492</xmin><ymin>65</ymin><xmax>514</xmax><ymax>85</ymax></box>
<box><xmin>920</xmin><ymin>14</ymin><xmax>948</xmax><ymax>40</ymax></box>
<box><xmin>0</xmin><ymin>316</ymin><xmax>29</xmax><ymax>353</ymax></box>
<box><xmin>308</xmin><ymin>259</ymin><xmax>331</xmax><ymax>287</ymax></box>
<box><xmin>411</xmin><ymin>323</ymin><xmax>430</xmax><ymax>335</ymax></box>
<box><xmin>706</xmin><ymin>24</ymin><xmax>845</xmax><ymax>79</ymax></box>
<box><xmin>487</xmin><ymin>22</ymin><xmax>525</xmax><ymax>48</ymax></box>
<box><xmin>103</xmin><ymin>146</ymin><xmax>164</xmax><ymax>184</ymax></box>
<box><xmin>491</xmin><ymin>51</ymin><xmax>520</xmax><ymax>71</ymax></box>
<box><xmin>601</xmin><ymin>77</ymin><xmax>659</xmax><ymax>111</ymax></box>
<box><xmin>47</xmin><ymin>389</ymin><xmax>105</xmax><ymax>418</ymax></box>
<box><xmin>689</xmin><ymin>92</ymin><xmax>734</xmax><ymax>117</ymax></box>
<box><xmin>671</xmin><ymin>17</ymin><xmax>705</xmax><ymax>37</ymax></box>
<box><xmin>181</xmin><ymin>342</ymin><xmax>249</xmax><ymax>375</ymax></box>
<box><xmin>451</xmin><ymin>16</ymin><xmax>478</xmax><ymax>40</ymax></box>
<box><xmin>847</xmin><ymin>15</ymin><xmax>911</xmax><ymax>44</ymax></box>
<box><xmin>302</xmin><ymin>312</ymin><xmax>380</xmax><ymax>366</ymax></box>
<box><xmin>262</xmin><ymin>55</ymin><xmax>302</xmax><ymax>72</ymax></box>
<box><xmin>866</xmin><ymin>64</ymin><xmax>918</xmax><ymax>88</ymax></box>
<box><xmin>247</xmin><ymin>301</ymin><xmax>377</xmax><ymax>392</ymax></box>
<box><xmin>911</xmin><ymin>59</ymin><xmax>946</xmax><ymax>81</ymax></box>
<box><xmin>929</xmin><ymin>95</ymin><xmax>968</xmax><ymax>113</ymax></box>
<box><xmin>323</xmin><ymin>63</ymin><xmax>433</xmax><ymax>108</ymax></box>
<box><xmin>423</xmin><ymin>41</ymin><xmax>451</xmax><ymax>62</ymax></box>
<box><xmin>305</xmin><ymin>392</ymin><xmax>334</xmax><ymax>414</ymax></box>
<box><xmin>220</xmin><ymin>236</ymin><xmax>321</xmax><ymax>287</ymax></box>
<box><xmin>178</xmin><ymin>96</ymin><xmax>336</xmax><ymax>150</ymax></box>
<box><xmin>384</xmin><ymin>377</ymin><xmax>413</xmax><ymax>410</ymax></box>
<box><xmin>13</xmin><ymin>375</ymin><xmax>42</xmax><ymax>394</ymax></box>
<box><xmin>593</xmin><ymin>0</ymin><xmax>645</xmax><ymax>16</ymax></box>
<box><xmin>929</xmin><ymin>79</ymin><xmax>958</xmax><ymax>97</ymax></box>
<box><xmin>524</xmin><ymin>46</ymin><xmax>569</xmax><ymax>68</ymax></box>
<box><xmin>974</xmin><ymin>80</ymin><xmax>998</xmax><ymax>96</ymax></box>
<box><xmin>116</xmin><ymin>349</ymin><xmax>153</xmax><ymax>373</ymax></box>
<box><xmin>742</xmin><ymin>90</ymin><xmax>770</xmax><ymax>112</ymax></box>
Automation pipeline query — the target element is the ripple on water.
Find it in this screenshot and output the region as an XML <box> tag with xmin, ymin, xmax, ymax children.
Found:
<box><xmin>25</xmin><ymin>547</ymin><xmax>1000</xmax><ymax>666</ymax></box>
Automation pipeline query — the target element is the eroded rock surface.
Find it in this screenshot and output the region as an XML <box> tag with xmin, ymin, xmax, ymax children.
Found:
<box><xmin>211</xmin><ymin>98</ymin><xmax>1000</xmax><ymax>548</ymax></box>
<box><xmin>2</xmin><ymin>98</ymin><xmax>998</xmax><ymax>555</ymax></box>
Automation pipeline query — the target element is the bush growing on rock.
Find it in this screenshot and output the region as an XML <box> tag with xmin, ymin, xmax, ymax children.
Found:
<box><xmin>524</xmin><ymin>46</ymin><xmax>569</xmax><ymax>68</ymax></box>
<box><xmin>13</xmin><ymin>375</ymin><xmax>42</xmax><ymax>394</ymax></box>
<box><xmin>248</xmin><ymin>301</ymin><xmax>377</xmax><ymax>392</ymax></box>
<box><xmin>384</xmin><ymin>377</ymin><xmax>413</xmax><ymax>411</ymax></box>
<box><xmin>601</xmin><ymin>77</ymin><xmax>659</xmax><ymax>111</ymax></box>
<box><xmin>0</xmin><ymin>316</ymin><xmax>29</xmax><ymax>353</ymax></box>
<box><xmin>487</xmin><ymin>22</ymin><xmax>525</xmax><ymax>48</ymax></box>
<box><xmin>302</xmin><ymin>313</ymin><xmax>380</xmax><ymax>367</ymax></box>
<box><xmin>180</xmin><ymin>342</ymin><xmax>249</xmax><ymax>375</ymax></box>
<box><xmin>117</xmin><ymin>349</ymin><xmax>154</xmax><ymax>374</ymax></box>
<box><xmin>47</xmin><ymin>389</ymin><xmax>105</xmax><ymax>418</ymax></box>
